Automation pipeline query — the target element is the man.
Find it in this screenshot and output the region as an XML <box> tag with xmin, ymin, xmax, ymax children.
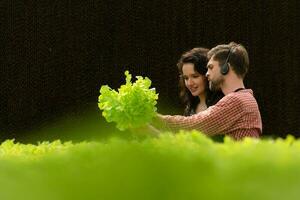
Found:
<box><xmin>154</xmin><ymin>42</ymin><xmax>262</xmax><ymax>140</ymax></box>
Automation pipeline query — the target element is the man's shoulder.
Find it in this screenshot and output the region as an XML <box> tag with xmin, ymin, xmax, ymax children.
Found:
<box><xmin>218</xmin><ymin>89</ymin><xmax>254</xmax><ymax>105</ymax></box>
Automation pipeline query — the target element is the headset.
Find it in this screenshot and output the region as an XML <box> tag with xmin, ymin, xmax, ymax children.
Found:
<box><xmin>220</xmin><ymin>46</ymin><xmax>237</xmax><ymax>75</ymax></box>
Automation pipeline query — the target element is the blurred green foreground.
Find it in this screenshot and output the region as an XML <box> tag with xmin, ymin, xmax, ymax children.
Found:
<box><xmin>0</xmin><ymin>131</ymin><xmax>299</xmax><ymax>200</ymax></box>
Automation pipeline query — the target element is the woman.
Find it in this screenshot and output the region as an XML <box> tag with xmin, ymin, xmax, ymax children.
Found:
<box><xmin>177</xmin><ymin>47</ymin><xmax>223</xmax><ymax>116</ymax></box>
<box><xmin>146</xmin><ymin>47</ymin><xmax>223</xmax><ymax>137</ymax></box>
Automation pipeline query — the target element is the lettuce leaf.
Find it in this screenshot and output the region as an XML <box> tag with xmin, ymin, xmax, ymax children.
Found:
<box><xmin>98</xmin><ymin>71</ymin><xmax>158</xmax><ymax>131</ymax></box>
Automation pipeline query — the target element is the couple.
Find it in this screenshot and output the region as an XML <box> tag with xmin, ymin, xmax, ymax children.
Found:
<box><xmin>150</xmin><ymin>42</ymin><xmax>262</xmax><ymax>140</ymax></box>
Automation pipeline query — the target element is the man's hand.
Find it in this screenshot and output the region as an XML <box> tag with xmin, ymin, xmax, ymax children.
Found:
<box><xmin>129</xmin><ymin>123</ymin><xmax>161</xmax><ymax>137</ymax></box>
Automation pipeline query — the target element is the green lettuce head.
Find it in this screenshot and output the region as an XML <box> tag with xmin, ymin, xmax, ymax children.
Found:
<box><xmin>98</xmin><ymin>71</ymin><xmax>159</xmax><ymax>131</ymax></box>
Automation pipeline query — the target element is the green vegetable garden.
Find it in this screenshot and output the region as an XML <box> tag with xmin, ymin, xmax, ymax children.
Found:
<box><xmin>2</xmin><ymin>132</ymin><xmax>300</xmax><ymax>200</ymax></box>
<box><xmin>2</xmin><ymin>71</ymin><xmax>300</xmax><ymax>200</ymax></box>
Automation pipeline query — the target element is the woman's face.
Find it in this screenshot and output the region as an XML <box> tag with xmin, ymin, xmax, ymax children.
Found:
<box><xmin>182</xmin><ymin>63</ymin><xmax>207</xmax><ymax>97</ymax></box>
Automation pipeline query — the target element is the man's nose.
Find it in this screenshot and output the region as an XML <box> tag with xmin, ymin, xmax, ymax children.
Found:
<box><xmin>206</xmin><ymin>71</ymin><xmax>209</xmax><ymax>78</ymax></box>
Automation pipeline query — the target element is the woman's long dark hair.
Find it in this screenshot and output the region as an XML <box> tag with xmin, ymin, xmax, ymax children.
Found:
<box><xmin>177</xmin><ymin>48</ymin><xmax>224</xmax><ymax>116</ymax></box>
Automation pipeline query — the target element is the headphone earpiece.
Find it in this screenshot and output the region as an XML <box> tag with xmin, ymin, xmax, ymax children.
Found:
<box><xmin>220</xmin><ymin>63</ymin><xmax>229</xmax><ymax>75</ymax></box>
<box><xmin>220</xmin><ymin>47</ymin><xmax>234</xmax><ymax>75</ymax></box>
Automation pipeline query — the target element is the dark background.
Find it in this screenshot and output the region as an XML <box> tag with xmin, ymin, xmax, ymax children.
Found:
<box><xmin>0</xmin><ymin>0</ymin><xmax>299</xmax><ymax>141</ymax></box>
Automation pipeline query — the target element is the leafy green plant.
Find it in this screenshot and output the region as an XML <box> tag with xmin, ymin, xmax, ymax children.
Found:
<box><xmin>1</xmin><ymin>132</ymin><xmax>300</xmax><ymax>200</ymax></box>
<box><xmin>98</xmin><ymin>71</ymin><xmax>158</xmax><ymax>130</ymax></box>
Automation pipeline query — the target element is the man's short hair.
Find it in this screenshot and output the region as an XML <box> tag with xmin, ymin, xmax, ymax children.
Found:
<box><xmin>207</xmin><ymin>42</ymin><xmax>249</xmax><ymax>78</ymax></box>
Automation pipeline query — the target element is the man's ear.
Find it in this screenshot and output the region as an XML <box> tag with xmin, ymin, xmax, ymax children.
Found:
<box><xmin>227</xmin><ymin>63</ymin><xmax>233</xmax><ymax>72</ymax></box>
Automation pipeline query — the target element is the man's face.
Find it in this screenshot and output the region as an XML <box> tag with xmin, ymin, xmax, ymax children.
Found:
<box><xmin>206</xmin><ymin>56</ymin><xmax>224</xmax><ymax>91</ymax></box>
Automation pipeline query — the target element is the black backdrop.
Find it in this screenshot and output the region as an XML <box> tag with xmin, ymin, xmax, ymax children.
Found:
<box><xmin>1</xmin><ymin>0</ymin><xmax>300</xmax><ymax>140</ymax></box>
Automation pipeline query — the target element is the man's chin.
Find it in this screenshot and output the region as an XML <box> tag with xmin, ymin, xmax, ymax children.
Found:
<box><xmin>209</xmin><ymin>83</ymin><xmax>219</xmax><ymax>92</ymax></box>
<box><xmin>209</xmin><ymin>83</ymin><xmax>214</xmax><ymax>91</ymax></box>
